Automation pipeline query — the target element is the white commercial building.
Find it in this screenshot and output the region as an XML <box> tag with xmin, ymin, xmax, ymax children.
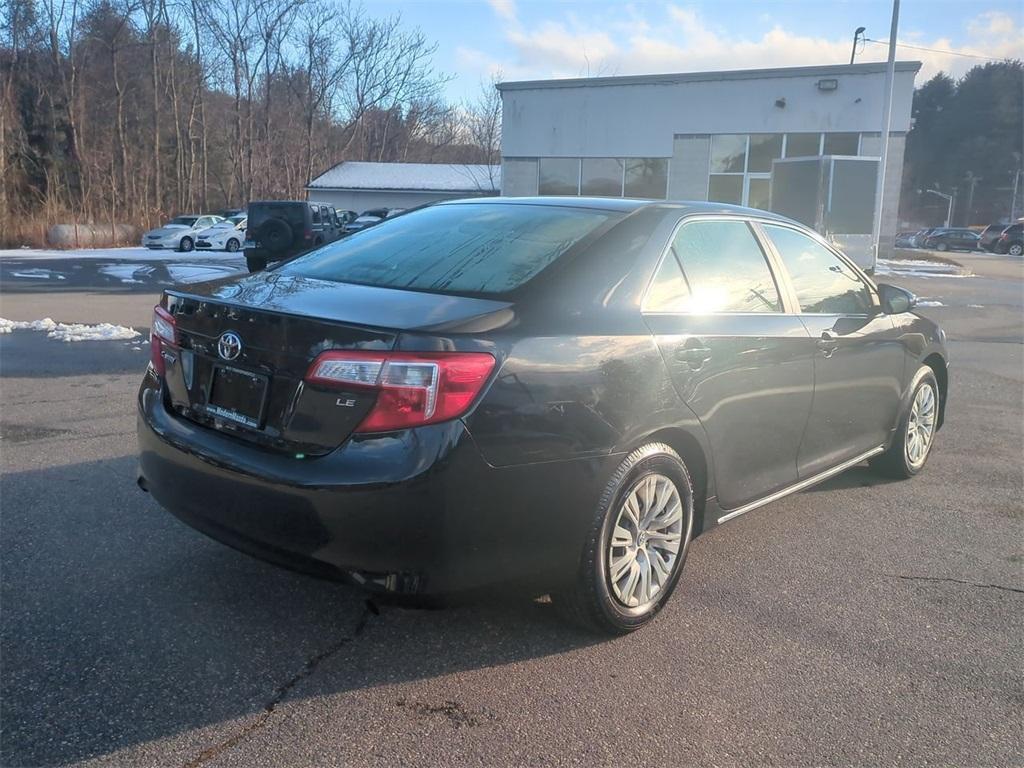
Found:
<box><xmin>498</xmin><ymin>62</ymin><xmax>920</xmax><ymax>255</ymax></box>
<box><xmin>307</xmin><ymin>161</ymin><xmax>500</xmax><ymax>213</ymax></box>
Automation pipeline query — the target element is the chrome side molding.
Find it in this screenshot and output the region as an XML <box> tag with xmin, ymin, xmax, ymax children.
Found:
<box><xmin>717</xmin><ymin>445</ymin><xmax>886</xmax><ymax>525</ymax></box>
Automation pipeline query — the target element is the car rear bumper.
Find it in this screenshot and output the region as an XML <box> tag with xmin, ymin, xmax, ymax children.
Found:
<box><xmin>137</xmin><ymin>376</ymin><xmax>609</xmax><ymax>595</ymax></box>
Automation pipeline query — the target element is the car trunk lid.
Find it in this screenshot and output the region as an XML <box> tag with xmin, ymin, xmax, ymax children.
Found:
<box><xmin>159</xmin><ymin>273</ymin><xmax>510</xmax><ymax>455</ymax></box>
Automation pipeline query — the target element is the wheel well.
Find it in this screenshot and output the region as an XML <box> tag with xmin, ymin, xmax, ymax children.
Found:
<box><xmin>643</xmin><ymin>428</ymin><xmax>709</xmax><ymax>533</ymax></box>
<box><xmin>923</xmin><ymin>353</ymin><xmax>948</xmax><ymax>429</ymax></box>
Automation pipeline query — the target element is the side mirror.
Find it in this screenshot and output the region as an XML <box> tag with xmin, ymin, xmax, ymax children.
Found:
<box><xmin>877</xmin><ymin>283</ymin><xmax>917</xmax><ymax>314</ymax></box>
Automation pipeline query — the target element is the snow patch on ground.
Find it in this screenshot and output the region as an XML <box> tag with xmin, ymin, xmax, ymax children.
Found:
<box><xmin>968</xmin><ymin>304</ymin><xmax>985</xmax><ymax>309</ymax></box>
<box><xmin>0</xmin><ymin>317</ymin><xmax>141</xmax><ymax>341</ymax></box>
<box><xmin>916</xmin><ymin>300</ymin><xmax>944</xmax><ymax>307</ymax></box>
<box><xmin>0</xmin><ymin>246</ymin><xmax>240</xmax><ymax>262</ymax></box>
<box><xmin>875</xmin><ymin>258</ymin><xmax>970</xmax><ymax>278</ymax></box>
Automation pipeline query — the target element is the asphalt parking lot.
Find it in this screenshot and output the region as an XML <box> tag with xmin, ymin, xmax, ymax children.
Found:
<box><xmin>1</xmin><ymin>250</ymin><xmax>1021</xmax><ymax>767</ymax></box>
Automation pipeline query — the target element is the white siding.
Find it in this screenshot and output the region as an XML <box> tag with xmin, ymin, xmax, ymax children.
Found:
<box><xmin>307</xmin><ymin>190</ymin><xmax>489</xmax><ymax>213</ymax></box>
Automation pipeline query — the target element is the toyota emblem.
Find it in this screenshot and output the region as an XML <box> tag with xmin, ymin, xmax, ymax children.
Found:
<box><xmin>217</xmin><ymin>331</ymin><xmax>242</xmax><ymax>361</ymax></box>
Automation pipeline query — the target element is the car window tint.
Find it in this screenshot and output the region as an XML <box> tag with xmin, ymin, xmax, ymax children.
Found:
<box><xmin>311</xmin><ymin>207</ymin><xmax>321</xmax><ymax>224</ymax></box>
<box><xmin>764</xmin><ymin>224</ymin><xmax>873</xmax><ymax>314</ymax></box>
<box><xmin>658</xmin><ymin>219</ymin><xmax>781</xmax><ymax>313</ymax></box>
<box><xmin>278</xmin><ymin>203</ymin><xmax>615</xmax><ymax>295</ymax></box>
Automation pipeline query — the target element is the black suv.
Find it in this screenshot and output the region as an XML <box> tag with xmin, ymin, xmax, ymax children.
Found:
<box><xmin>244</xmin><ymin>201</ymin><xmax>343</xmax><ymax>272</ymax></box>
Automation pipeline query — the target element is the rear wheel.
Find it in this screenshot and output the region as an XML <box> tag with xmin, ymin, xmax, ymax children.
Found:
<box><xmin>936</xmin><ymin>242</ymin><xmax>948</xmax><ymax>252</ymax></box>
<box><xmin>178</xmin><ymin>236</ymin><xmax>194</xmax><ymax>252</ymax></box>
<box><xmin>553</xmin><ymin>443</ymin><xmax>694</xmax><ymax>634</ymax></box>
<box><xmin>872</xmin><ymin>367</ymin><xmax>939</xmax><ymax>478</ymax></box>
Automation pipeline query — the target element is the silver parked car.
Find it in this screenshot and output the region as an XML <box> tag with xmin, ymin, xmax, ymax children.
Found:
<box><xmin>142</xmin><ymin>215</ymin><xmax>224</xmax><ymax>252</ymax></box>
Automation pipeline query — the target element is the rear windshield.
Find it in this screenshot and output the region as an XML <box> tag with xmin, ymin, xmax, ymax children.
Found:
<box><xmin>278</xmin><ymin>203</ymin><xmax>615</xmax><ymax>295</ymax></box>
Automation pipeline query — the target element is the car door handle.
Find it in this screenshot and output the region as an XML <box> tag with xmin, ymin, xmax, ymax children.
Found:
<box><xmin>817</xmin><ymin>330</ymin><xmax>838</xmax><ymax>358</ymax></box>
<box><xmin>674</xmin><ymin>342</ymin><xmax>712</xmax><ymax>370</ymax></box>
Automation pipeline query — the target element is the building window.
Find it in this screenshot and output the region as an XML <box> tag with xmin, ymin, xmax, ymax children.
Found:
<box><xmin>823</xmin><ymin>132</ymin><xmax>860</xmax><ymax>155</ymax></box>
<box><xmin>581</xmin><ymin>158</ymin><xmax>624</xmax><ymax>196</ymax></box>
<box><xmin>539</xmin><ymin>158</ymin><xmax>580</xmax><ymax>195</ymax></box>
<box><xmin>708</xmin><ymin>175</ymin><xmax>743</xmax><ymax>205</ymax></box>
<box><xmin>748</xmin><ymin>134</ymin><xmax>784</xmax><ymax>173</ymax></box>
<box><xmin>625</xmin><ymin>158</ymin><xmax>668</xmax><ymax>199</ymax></box>
<box><xmin>710</xmin><ymin>134</ymin><xmax>747</xmax><ymax>173</ymax></box>
<box><xmin>784</xmin><ymin>133</ymin><xmax>822</xmax><ymax>158</ymax></box>
<box><xmin>537</xmin><ymin>157</ymin><xmax>668</xmax><ymax>199</ymax></box>
<box><xmin>747</xmin><ymin>177</ymin><xmax>771</xmax><ymax>210</ymax></box>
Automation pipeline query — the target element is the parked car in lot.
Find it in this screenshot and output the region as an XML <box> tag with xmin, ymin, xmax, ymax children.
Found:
<box><xmin>243</xmin><ymin>201</ymin><xmax>342</xmax><ymax>272</ymax></box>
<box><xmin>894</xmin><ymin>231</ymin><xmax>917</xmax><ymax>248</ymax></box>
<box><xmin>910</xmin><ymin>227</ymin><xmax>942</xmax><ymax>248</ymax></box>
<box><xmin>138</xmin><ymin>198</ymin><xmax>948</xmax><ymax>634</ymax></box>
<box><xmin>992</xmin><ymin>223</ymin><xmax>1023</xmax><ymax>256</ymax></box>
<box><xmin>922</xmin><ymin>228</ymin><xmax>980</xmax><ymax>252</ymax></box>
<box><xmin>196</xmin><ymin>215</ymin><xmax>247</xmax><ymax>252</ymax></box>
<box><xmin>343</xmin><ymin>211</ymin><xmax>386</xmax><ymax>234</ymax></box>
<box><xmin>978</xmin><ymin>223</ymin><xmax>1009</xmax><ymax>252</ymax></box>
<box><xmin>142</xmin><ymin>215</ymin><xmax>224</xmax><ymax>252</ymax></box>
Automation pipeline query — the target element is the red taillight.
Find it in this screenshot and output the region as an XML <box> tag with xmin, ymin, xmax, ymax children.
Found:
<box><xmin>304</xmin><ymin>229</ymin><xmax>313</xmax><ymax>240</ymax></box>
<box><xmin>149</xmin><ymin>305</ymin><xmax>176</xmax><ymax>376</ymax></box>
<box><xmin>305</xmin><ymin>350</ymin><xmax>496</xmax><ymax>432</ymax></box>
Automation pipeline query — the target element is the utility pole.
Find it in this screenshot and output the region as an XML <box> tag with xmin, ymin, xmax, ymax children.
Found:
<box><xmin>1010</xmin><ymin>168</ymin><xmax>1021</xmax><ymax>221</ymax></box>
<box><xmin>963</xmin><ymin>172</ymin><xmax>981</xmax><ymax>225</ymax></box>
<box><xmin>871</xmin><ymin>1</ymin><xmax>899</xmax><ymax>266</ymax></box>
<box><xmin>850</xmin><ymin>27</ymin><xmax>866</xmax><ymax>65</ymax></box>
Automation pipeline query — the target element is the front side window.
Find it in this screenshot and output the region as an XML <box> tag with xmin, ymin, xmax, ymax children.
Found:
<box><xmin>539</xmin><ymin>158</ymin><xmax>580</xmax><ymax>195</ymax></box>
<box><xmin>278</xmin><ymin>203</ymin><xmax>615</xmax><ymax>296</ymax></box>
<box><xmin>764</xmin><ymin>224</ymin><xmax>873</xmax><ymax>314</ymax></box>
<box><xmin>646</xmin><ymin>219</ymin><xmax>781</xmax><ymax>313</ymax></box>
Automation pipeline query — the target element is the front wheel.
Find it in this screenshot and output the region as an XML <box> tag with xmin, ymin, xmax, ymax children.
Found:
<box><xmin>225</xmin><ymin>238</ymin><xmax>240</xmax><ymax>252</ymax></box>
<box><xmin>553</xmin><ymin>443</ymin><xmax>694</xmax><ymax>634</ymax></box>
<box><xmin>178</xmin><ymin>236</ymin><xmax>194</xmax><ymax>252</ymax></box>
<box><xmin>872</xmin><ymin>367</ymin><xmax>939</xmax><ymax>478</ymax></box>
<box><xmin>936</xmin><ymin>242</ymin><xmax>948</xmax><ymax>252</ymax></box>
<box><xmin>1009</xmin><ymin>243</ymin><xmax>1023</xmax><ymax>257</ymax></box>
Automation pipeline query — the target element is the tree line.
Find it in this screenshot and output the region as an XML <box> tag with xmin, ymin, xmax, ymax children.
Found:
<box><xmin>0</xmin><ymin>0</ymin><xmax>501</xmax><ymax>244</ymax></box>
<box><xmin>900</xmin><ymin>60</ymin><xmax>1023</xmax><ymax>228</ymax></box>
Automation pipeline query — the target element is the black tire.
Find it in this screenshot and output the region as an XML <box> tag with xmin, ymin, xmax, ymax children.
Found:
<box><xmin>936</xmin><ymin>242</ymin><xmax>948</xmax><ymax>252</ymax></box>
<box><xmin>871</xmin><ymin>366</ymin><xmax>939</xmax><ymax>479</ymax></box>
<box><xmin>246</xmin><ymin>254</ymin><xmax>268</xmax><ymax>273</ymax></box>
<box><xmin>1009</xmin><ymin>243</ymin><xmax>1023</xmax><ymax>257</ymax></box>
<box><xmin>178</xmin><ymin>236</ymin><xmax>194</xmax><ymax>252</ymax></box>
<box><xmin>552</xmin><ymin>442</ymin><xmax>694</xmax><ymax>635</ymax></box>
<box><xmin>225</xmin><ymin>238</ymin><xmax>240</xmax><ymax>252</ymax></box>
<box><xmin>257</xmin><ymin>218</ymin><xmax>293</xmax><ymax>254</ymax></box>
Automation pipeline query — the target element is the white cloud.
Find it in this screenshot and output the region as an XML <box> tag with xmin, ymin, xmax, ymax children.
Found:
<box><xmin>485</xmin><ymin>4</ymin><xmax>1023</xmax><ymax>85</ymax></box>
<box><xmin>487</xmin><ymin>0</ymin><xmax>518</xmax><ymax>24</ymax></box>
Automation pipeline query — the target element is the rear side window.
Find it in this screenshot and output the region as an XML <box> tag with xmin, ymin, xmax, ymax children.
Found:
<box><xmin>311</xmin><ymin>206</ymin><xmax>322</xmax><ymax>224</ymax></box>
<box><xmin>278</xmin><ymin>203</ymin><xmax>615</xmax><ymax>295</ymax></box>
<box><xmin>646</xmin><ymin>219</ymin><xmax>781</xmax><ymax>313</ymax></box>
<box><xmin>764</xmin><ymin>224</ymin><xmax>873</xmax><ymax>314</ymax></box>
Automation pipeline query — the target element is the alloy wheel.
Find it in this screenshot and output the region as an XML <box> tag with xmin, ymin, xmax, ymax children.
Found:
<box><xmin>607</xmin><ymin>473</ymin><xmax>684</xmax><ymax>609</ymax></box>
<box><xmin>906</xmin><ymin>382</ymin><xmax>937</xmax><ymax>469</ymax></box>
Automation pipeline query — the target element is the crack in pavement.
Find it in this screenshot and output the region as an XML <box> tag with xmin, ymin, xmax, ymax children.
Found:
<box><xmin>886</xmin><ymin>574</ymin><xmax>1024</xmax><ymax>595</ymax></box>
<box><xmin>183</xmin><ymin>602</ymin><xmax>377</xmax><ymax>767</ymax></box>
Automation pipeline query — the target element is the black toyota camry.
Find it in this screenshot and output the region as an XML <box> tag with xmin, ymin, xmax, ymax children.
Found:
<box><xmin>137</xmin><ymin>198</ymin><xmax>949</xmax><ymax>634</ymax></box>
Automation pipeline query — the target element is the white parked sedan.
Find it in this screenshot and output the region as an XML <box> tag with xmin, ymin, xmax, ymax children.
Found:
<box><xmin>142</xmin><ymin>215</ymin><xmax>224</xmax><ymax>252</ymax></box>
<box><xmin>195</xmin><ymin>215</ymin><xmax>247</xmax><ymax>252</ymax></box>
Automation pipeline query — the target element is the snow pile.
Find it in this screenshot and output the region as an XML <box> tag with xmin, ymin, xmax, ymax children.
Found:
<box><xmin>916</xmin><ymin>300</ymin><xmax>944</xmax><ymax>307</ymax></box>
<box><xmin>0</xmin><ymin>317</ymin><xmax>58</xmax><ymax>333</ymax></box>
<box><xmin>0</xmin><ymin>316</ymin><xmax>140</xmax><ymax>342</ymax></box>
<box><xmin>876</xmin><ymin>258</ymin><xmax>969</xmax><ymax>278</ymax></box>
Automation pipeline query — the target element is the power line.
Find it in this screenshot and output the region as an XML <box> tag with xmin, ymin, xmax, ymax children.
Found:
<box><xmin>864</xmin><ymin>38</ymin><xmax>1006</xmax><ymax>61</ymax></box>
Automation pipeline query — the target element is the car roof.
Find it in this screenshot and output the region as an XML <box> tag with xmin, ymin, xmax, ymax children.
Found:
<box><xmin>436</xmin><ymin>196</ymin><xmax>796</xmax><ymax>223</ymax></box>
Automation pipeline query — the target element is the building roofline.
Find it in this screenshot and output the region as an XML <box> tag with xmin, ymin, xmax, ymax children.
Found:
<box><xmin>304</xmin><ymin>186</ymin><xmax>496</xmax><ymax>193</ymax></box>
<box><xmin>497</xmin><ymin>61</ymin><xmax>923</xmax><ymax>92</ymax></box>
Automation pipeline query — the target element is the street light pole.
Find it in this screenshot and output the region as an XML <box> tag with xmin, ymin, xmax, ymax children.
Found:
<box><xmin>924</xmin><ymin>188</ymin><xmax>954</xmax><ymax>228</ymax></box>
<box><xmin>871</xmin><ymin>1</ymin><xmax>899</xmax><ymax>267</ymax></box>
<box><xmin>850</xmin><ymin>27</ymin><xmax>866</xmax><ymax>65</ymax></box>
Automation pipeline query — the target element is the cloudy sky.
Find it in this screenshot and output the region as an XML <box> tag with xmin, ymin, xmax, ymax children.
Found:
<box><xmin>374</xmin><ymin>0</ymin><xmax>1023</xmax><ymax>100</ymax></box>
